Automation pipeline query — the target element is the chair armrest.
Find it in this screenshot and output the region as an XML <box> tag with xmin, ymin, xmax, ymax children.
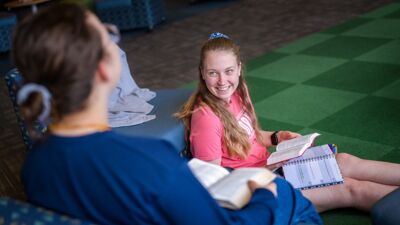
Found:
<box><xmin>0</xmin><ymin>197</ymin><xmax>95</xmax><ymax>224</ymax></box>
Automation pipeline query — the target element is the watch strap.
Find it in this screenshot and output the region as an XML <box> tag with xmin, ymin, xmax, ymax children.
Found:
<box><xmin>271</xmin><ymin>131</ymin><xmax>279</xmax><ymax>145</ymax></box>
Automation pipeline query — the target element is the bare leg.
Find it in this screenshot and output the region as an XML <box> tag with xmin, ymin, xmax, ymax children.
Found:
<box><xmin>302</xmin><ymin>177</ymin><xmax>398</xmax><ymax>212</ymax></box>
<box><xmin>337</xmin><ymin>153</ymin><xmax>400</xmax><ymax>186</ymax></box>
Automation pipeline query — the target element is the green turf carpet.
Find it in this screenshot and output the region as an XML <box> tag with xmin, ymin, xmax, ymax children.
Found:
<box><xmin>244</xmin><ymin>3</ymin><xmax>400</xmax><ymax>225</ymax></box>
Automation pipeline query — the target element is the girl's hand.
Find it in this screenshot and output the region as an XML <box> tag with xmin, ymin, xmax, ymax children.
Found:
<box><xmin>265</xmin><ymin>161</ymin><xmax>287</xmax><ymax>171</ymax></box>
<box><xmin>248</xmin><ymin>180</ymin><xmax>277</xmax><ymax>197</ymax></box>
<box><xmin>278</xmin><ymin>131</ymin><xmax>301</xmax><ymax>143</ymax></box>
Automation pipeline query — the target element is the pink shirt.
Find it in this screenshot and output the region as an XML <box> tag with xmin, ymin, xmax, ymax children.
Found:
<box><xmin>190</xmin><ymin>93</ymin><xmax>270</xmax><ymax>169</ymax></box>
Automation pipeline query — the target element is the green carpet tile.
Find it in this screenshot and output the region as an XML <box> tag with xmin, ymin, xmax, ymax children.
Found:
<box><xmin>304</xmin><ymin>61</ymin><xmax>400</xmax><ymax>94</ymax></box>
<box><xmin>357</xmin><ymin>40</ymin><xmax>400</xmax><ymax>65</ymax></box>
<box><xmin>245</xmin><ymin>52</ymin><xmax>288</xmax><ymax>71</ymax></box>
<box><xmin>254</xmin><ymin>84</ymin><xmax>366</xmax><ymax>127</ymax></box>
<box><xmin>379</xmin><ymin>148</ymin><xmax>400</xmax><ymax>163</ymax></box>
<box><xmin>299</xmin><ymin>127</ymin><xmax>394</xmax><ymax>160</ymax></box>
<box><xmin>299</xmin><ymin>36</ymin><xmax>391</xmax><ymax>59</ymax></box>
<box><xmin>274</xmin><ymin>34</ymin><xmax>335</xmax><ymax>53</ymax></box>
<box><xmin>343</xmin><ymin>18</ymin><xmax>400</xmax><ymax>38</ymax></box>
<box><xmin>258</xmin><ymin>117</ymin><xmax>304</xmax><ymax>133</ymax></box>
<box><xmin>322</xmin><ymin>17</ymin><xmax>373</xmax><ymax>34</ymax></box>
<box><xmin>248</xmin><ymin>54</ymin><xmax>347</xmax><ymax>83</ymax></box>
<box><xmin>243</xmin><ymin>3</ymin><xmax>400</xmax><ymax>225</ymax></box>
<box><xmin>386</xmin><ymin>8</ymin><xmax>400</xmax><ymax>18</ymax></box>
<box><xmin>321</xmin><ymin>209</ymin><xmax>371</xmax><ymax>225</ymax></box>
<box><xmin>312</xmin><ymin>96</ymin><xmax>400</xmax><ymax>147</ymax></box>
<box><xmin>245</xmin><ymin>77</ymin><xmax>293</xmax><ymax>103</ymax></box>
<box><xmin>361</xmin><ymin>3</ymin><xmax>400</xmax><ymax>18</ymax></box>
<box><xmin>374</xmin><ymin>79</ymin><xmax>400</xmax><ymax>100</ymax></box>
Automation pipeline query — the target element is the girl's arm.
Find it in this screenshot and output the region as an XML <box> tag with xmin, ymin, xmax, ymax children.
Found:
<box><xmin>260</xmin><ymin>131</ymin><xmax>275</xmax><ymax>147</ymax></box>
<box><xmin>260</xmin><ymin>130</ymin><xmax>301</xmax><ymax>147</ymax></box>
<box><xmin>263</xmin><ymin>131</ymin><xmax>301</xmax><ymax>170</ymax></box>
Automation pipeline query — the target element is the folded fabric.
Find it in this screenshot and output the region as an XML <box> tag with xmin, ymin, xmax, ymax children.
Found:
<box><xmin>108</xmin><ymin>111</ymin><xmax>156</xmax><ymax>128</ymax></box>
<box><xmin>108</xmin><ymin>48</ymin><xmax>156</xmax><ymax>127</ymax></box>
<box><xmin>109</xmin><ymin>94</ymin><xmax>154</xmax><ymax>113</ymax></box>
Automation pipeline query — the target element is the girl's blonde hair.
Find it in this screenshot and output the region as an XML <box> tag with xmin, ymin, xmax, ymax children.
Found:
<box><xmin>175</xmin><ymin>37</ymin><xmax>264</xmax><ymax>159</ymax></box>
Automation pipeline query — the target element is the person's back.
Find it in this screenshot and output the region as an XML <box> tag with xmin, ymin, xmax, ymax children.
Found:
<box><xmin>22</xmin><ymin>131</ymin><xmax>225</xmax><ymax>224</ymax></box>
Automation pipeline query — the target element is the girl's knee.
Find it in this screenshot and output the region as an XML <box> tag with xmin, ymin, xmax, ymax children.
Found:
<box><xmin>342</xmin><ymin>178</ymin><xmax>366</xmax><ymax>201</ymax></box>
<box><xmin>342</xmin><ymin>177</ymin><xmax>358</xmax><ymax>193</ymax></box>
<box><xmin>328</xmin><ymin>178</ymin><xmax>366</xmax><ymax>209</ymax></box>
<box><xmin>336</xmin><ymin>153</ymin><xmax>361</xmax><ymax>176</ymax></box>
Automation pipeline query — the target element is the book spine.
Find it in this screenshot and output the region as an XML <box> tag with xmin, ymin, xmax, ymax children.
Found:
<box><xmin>285</xmin><ymin>154</ymin><xmax>334</xmax><ymax>166</ymax></box>
<box><xmin>298</xmin><ymin>180</ymin><xmax>344</xmax><ymax>190</ymax></box>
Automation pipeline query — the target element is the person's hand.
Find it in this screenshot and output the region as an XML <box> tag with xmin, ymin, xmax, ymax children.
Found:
<box><xmin>248</xmin><ymin>180</ymin><xmax>277</xmax><ymax>197</ymax></box>
<box><xmin>278</xmin><ymin>131</ymin><xmax>301</xmax><ymax>143</ymax></box>
<box><xmin>265</xmin><ymin>161</ymin><xmax>287</xmax><ymax>171</ymax></box>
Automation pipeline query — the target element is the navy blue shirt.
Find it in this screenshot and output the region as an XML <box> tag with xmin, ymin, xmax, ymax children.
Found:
<box><xmin>22</xmin><ymin>131</ymin><xmax>321</xmax><ymax>225</ymax></box>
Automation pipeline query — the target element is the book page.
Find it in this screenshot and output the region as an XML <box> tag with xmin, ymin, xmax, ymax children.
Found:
<box><xmin>276</xmin><ymin>133</ymin><xmax>320</xmax><ymax>152</ymax></box>
<box><xmin>267</xmin><ymin>146</ymin><xmax>305</xmax><ymax>165</ymax></box>
<box><xmin>208</xmin><ymin>168</ymin><xmax>276</xmax><ymax>209</ymax></box>
<box><xmin>188</xmin><ymin>158</ymin><xmax>230</xmax><ymax>188</ymax></box>
<box><xmin>283</xmin><ymin>145</ymin><xmax>343</xmax><ymax>190</ymax></box>
<box><xmin>291</xmin><ymin>144</ymin><xmax>333</xmax><ymax>161</ymax></box>
<box><xmin>267</xmin><ymin>133</ymin><xmax>320</xmax><ymax>165</ymax></box>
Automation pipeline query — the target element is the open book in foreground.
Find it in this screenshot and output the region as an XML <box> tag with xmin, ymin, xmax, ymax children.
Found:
<box><xmin>188</xmin><ymin>158</ymin><xmax>276</xmax><ymax>210</ymax></box>
<box><xmin>267</xmin><ymin>133</ymin><xmax>321</xmax><ymax>165</ymax></box>
<box><xmin>283</xmin><ymin>144</ymin><xmax>344</xmax><ymax>190</ymax></box>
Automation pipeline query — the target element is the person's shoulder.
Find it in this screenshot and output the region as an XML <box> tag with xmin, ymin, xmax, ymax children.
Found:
<box><xmin>191</xmin><ymin>104</ymin><xmax>223</xmax><ymax>133</ymax></box>
<box><xmin>103</xmin><ymin>131</ymin><xmax>176</xmax><ymax>154</ymax></box>
<box><xmin>193</xmin><ymin>103</ymin><xmax>218</xmax><ymax>119</ymax></box>
<box><xmin>97</xmin><ymin>131</ymin><xmax>188</xmax><ymax>171</ymax></box>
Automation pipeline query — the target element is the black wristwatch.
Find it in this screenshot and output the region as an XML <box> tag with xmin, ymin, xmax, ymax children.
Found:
<box><xmin>271</xmin><ymin>131</ymin><xmax>279</xmax><ymax>145</ymax></box>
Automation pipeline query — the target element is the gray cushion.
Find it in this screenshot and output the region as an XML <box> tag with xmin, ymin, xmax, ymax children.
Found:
<box><xmin>372</xmin><ymin>188</ymin><xmax>400</xmax><ymax>225</ymax></box>
<box><xmin>114</xmin><ymin>88</ymin><xmax>193</xmax><ymax>154</ymax></box>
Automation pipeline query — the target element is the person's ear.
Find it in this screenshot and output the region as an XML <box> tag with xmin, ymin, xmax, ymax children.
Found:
<box><xmin>238</xmin><ymin>62</ymin><xmax>242</xmax><ymax>76</ymax></box>
<box><xmin>96</xmin><ymin>60</ymin><xmax>111</xmax><ymax>82</ymax></box>
<box><xmin>200</xmin><ymin>67</ymin><xmax>206</xmax><ymax>80</ymax></box>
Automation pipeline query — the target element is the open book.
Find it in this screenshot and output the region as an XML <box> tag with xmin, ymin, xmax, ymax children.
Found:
<box><xmin>267</xmin><ymin>133</ymin><xmax>320</xmax><ymax>165</ymax></box>
<box><xmin>188</xmin><ymin>158</ymin><xmax>276</xmax><ymax>210</ymax></box>
<box><xmin>283</xmin><ymin>144</ymin><xmax>343</xmax><ymax>190</ymax></box>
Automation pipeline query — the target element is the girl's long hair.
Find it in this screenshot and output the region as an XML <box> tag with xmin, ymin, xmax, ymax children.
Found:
<box><xmin>175</xmin><ymin>37</ymin><xmax>263</xmax><ymax>159</ymax></box>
